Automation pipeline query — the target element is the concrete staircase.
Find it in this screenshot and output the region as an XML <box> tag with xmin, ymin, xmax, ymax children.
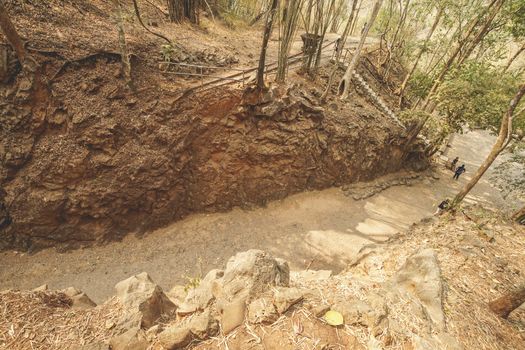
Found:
<box><xmin>352</xmin><ymin>72</ymin><xmax>405</xmax><ymax>129</ymax></box>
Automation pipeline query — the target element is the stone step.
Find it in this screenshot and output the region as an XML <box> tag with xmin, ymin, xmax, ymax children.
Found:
<box><xmin>350</xmin><ymin>71</ymin><xmax>405</xmax><ymax>129</ymax></box>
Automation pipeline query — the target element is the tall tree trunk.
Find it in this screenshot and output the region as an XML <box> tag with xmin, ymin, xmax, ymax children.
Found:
<box><xmin>451</xmin><ymin>82</ymin><xmax>525</xmax><ymax>208</ymax></box>
<box><xmin>422</xmin><ymin>0</ymin><xmax>502</xmax><ymax>112</ymax></box>
<box><xmin>384</xmin><ymin>0</ymin><xmax>411</xmax><ymax>69</ymax></box>
<box><xmin>112</xmin><ymin>0</ymin><xmax>134</xmax><ymax>91</ymax></box>
<box><xmin>276</xmin><ymin>0</ymin><xmax>303</xmax><ymax>82</ymax></box>
<box><xmin>397</xmin><ymin>6</ymin><xmax>443</xmax><ymax>107</ymax></box>
<box><xmin>304</xmin><ymin>0</ymin><xmax>313</xmax><ymax>33</ymax></box>
<box><xmin>455</xmin><ymin>0</ymin><xmax>505</xmax><ymax>66</ymax></box>
<box><xmin>256</xmin><ymin>0</ymin><xmax>279</xmax><ymax>90</ymax></box>
<box><xmin>503</xmin><ymin>43</ymin><xmax>525</xmax><ymax>73</ymax></box>
<box><xmin>350</xmin><ymin>0</ymin><xmax>363</xmax><ymax>35</ymax></box>
<box><xmin>0</xmin><ymin>1</ymin><xmax>35</xmax><ymax>72</ymax></box>
<box><xmin>321</xmin><ymin>0</ymin><xmax>357</xmax><ymax>100</ymax></box>
<box><xmin>167</xmin><ymin>0</ymin><xmax>184</xmax><ymax>22</ymax></box>
<box><xmin>168</xmin><ymin>0</ymin><xmax>199</xmax><ymax>23</ymax></box>
<box><xmin>489</xmin><ymin>284</ymin><xmax>525</xmax><ymax>318</ymax></box>
<box><xmin>338</xmin><ymin>0</ymin><xmax>382</xmax><ymax>99</ymax></box>
<box><xmin>313</xmin><ymin>0</ymin><xmax>337</xmax><ymax>72</ymax></box>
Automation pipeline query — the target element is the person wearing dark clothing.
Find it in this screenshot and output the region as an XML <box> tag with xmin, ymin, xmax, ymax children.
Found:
<box><xmin>0</xmin><ymin>202</ymin><xmax>11</xmax><ymax>230</ymax></box>
<box><xmin>434</xmin><ymin>199</ymin><xmax>450</xmax><ymax>215</ymax></box>
<box><xmin>451</xmin><ymin>156</ymin><xmax>459</xmax><ymax>171</ymax></box>
<box><xmin>453</xmin><ymin>164</ymin><xmax>466</xmax><ymax>180</ymax></box>
<box><xmin>335</xmin><ymin>37</ymin><xmax>342</xmax><ymax>53</ymax></box>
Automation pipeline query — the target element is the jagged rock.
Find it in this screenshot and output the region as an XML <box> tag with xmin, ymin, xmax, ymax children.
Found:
<box><xmin>219</xmin><ymin>250</ymin><xmax>289</xmax><ymax>302</ymax></box>
<box><xmin>247</xmin><ymin>297</ymin><xmax>278</xmax><ymax>324</ymax></box>
<box><xmin>115</xmin><ymin>272</ymin><xmax>176</xmax><ymax>329</ymax></box>
<box><xmin>166</xmin><ymin>285</ymin><xmax>186</xmax><ymax>307</ymax></box>
<box><xmin>394</xmin><ymin>249</ymin><xmax>445</xmax><ymax>331</ymax></box>
<box><xmin>71</xmin><ymin>292</ymin><xmax>97</xmax><ymax>309</ymax></box>
<box><xmin>60</xmin><ymin>286</ymin><xmax>96</xmax><ymax>309</ymax></box>
<box><xmin>158</xmin><ymin>325</ymin><xmax>192</xmax><ymax>350</ymax></box>
<box><xmin>62</xmin><ymin>286</ymin><xmax>81</xmax><ymax>297</ymax></box>
<box><xmin>109</xmin><ymin>328</ymin><xmax>148</xmax><ymax>350</ymax></box>
<box><xmin>188</xmin><ymin>309</ymin><xmax>219</xmax><ymax>339</ymax></box>
<box><xmin>33</xmin><ymin>284</ymin><xmax>48</xmax><ymax>292</ymax></box>
<box><xmin>217</xmin><ymin>296</ymin><xmax>246</xmax><ymax>334</ymax></box>
<box><xmin>145</xmin><ymin>324</ymin><xmax>162</xmax><ymax>341</ymax></box>
<box><xmin>178</xmin><ymin>269</ymin><xmax>223</xmax><ymax>316</ymax></box>
<box><xmin>273</xmin><ymin>287</ymin><xmax>304</xmax><ymax>314</ymax></box>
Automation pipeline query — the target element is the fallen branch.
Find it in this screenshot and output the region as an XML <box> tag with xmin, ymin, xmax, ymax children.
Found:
<box><xmin>132</xmin><ymin>0</ymin><xmax>183</xmax><ymax>51</ymax></box>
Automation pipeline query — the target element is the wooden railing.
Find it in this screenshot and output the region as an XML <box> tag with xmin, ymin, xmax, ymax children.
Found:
<box><xmin>160</xmin><ymin>39</ymin><xmax>337</xmax><ymax>94</ymax></box>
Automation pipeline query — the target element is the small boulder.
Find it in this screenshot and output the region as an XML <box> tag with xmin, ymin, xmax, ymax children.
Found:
<box><xmin>166</xmin><ymin>285</ymin><xmax>187</xmax><ymax>307</ymax></box>
<box><xmin>394</xmin><ymin>249</ymin><xmax>445</xmax><ymax>331</ymax></box>
<box><xmin>157</xmin><ymin>325</ymin><xmax>192</xmax><ymax>350</ymax></box>
<box><xmin>178</xmin><ymin>269</ymin><xmax>223</xmax><ymax>316</ymax></box>
<box><xmin>109</xmin><ymin>328</ymin><xmax>148</xmax><ymax>350</ymax></box>
<box><xmin>71</xmin><ymin>292</ymin><xmax>97</xmax><ymax>309</ymax></box>
<box><xmin>33</xmin><ymin>284</ymin><xmax>48</xmax><ymax>292</ymax></box>
<box><xmin>273</xmin><ymin>287</ymin><xmax>304</xmax><ymax>314</ymax></box>
<box><xmin>217</xmin><ymin>296</ymin><xmax>246</xmax><ymax>334</ymax></box>
<box><xmin>188</xmin><ymin>310</ymin><xmax>219</xmax><ymax>339</ymax></box>
<box><xmin>221</xmin><ymin>250</ymin><xmax>289</xmax><ymax>302</ymax></box>
<box><xmin>248</xmin><ymin>297</ymin><xmax>278</xmax><ymax>324</ymax></box>
<box><xmin>115</xmin><ymin>272</ymin><xmax>176</xmax><ymax>329</ymax></box>
<box><xmin>62</xmin><ymin>287</ymin><xmax>82</xmax><ymax>297</ymax></box>
<box><xmin>145</xmin><ymin>324</ymin><xmax>162</xmax><ymax>341</ymax></box>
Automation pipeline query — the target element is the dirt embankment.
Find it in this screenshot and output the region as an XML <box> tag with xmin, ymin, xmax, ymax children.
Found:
<box><xmin>0</xmin><ymin>0</ymin><xmax>426</xmax><ymax>251</ymax></box>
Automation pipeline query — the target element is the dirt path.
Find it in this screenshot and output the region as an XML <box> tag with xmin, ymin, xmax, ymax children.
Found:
<box><xmin>0</xmin><ymin>131</ymin><xmax>511</xmax><ymax>303</ymax></box>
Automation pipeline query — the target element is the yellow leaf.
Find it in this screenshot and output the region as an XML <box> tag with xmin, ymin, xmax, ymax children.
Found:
<box><xmin>324</xmin><ymin>310</ymin><xmax>344</xmax><ymax>326</ymax></box>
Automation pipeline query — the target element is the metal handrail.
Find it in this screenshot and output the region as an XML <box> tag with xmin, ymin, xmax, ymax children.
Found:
<box><xmin>166</xmin><ymin>39</ymin><xmax>338</xmax><ymax>95</ymax></box>
<box><xmin>160</xmin><ymin>61</ymin><xmax>248</xmax><ymax>72</ymax></box>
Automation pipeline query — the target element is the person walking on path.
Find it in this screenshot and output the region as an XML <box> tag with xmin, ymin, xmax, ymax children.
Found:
<box><xmin>453</xmin><ymin>164</ymin><xmax>466</xmax><ymax>180</ymax></box>
<box><xmin>450</xmin><ymin>156</ymin><xmax>459</xmax><ymax>171</ymax></box>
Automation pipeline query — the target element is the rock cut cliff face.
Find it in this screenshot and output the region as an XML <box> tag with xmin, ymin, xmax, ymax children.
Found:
<box><xmin>0</xmin><ymin>1</ymin><xmax>426</xmax><ymax>251</ymax></box>
<box><xmin>0</xmin><ymin>64</ymin><xmax>422</xmax><ymax>250</ymax></box>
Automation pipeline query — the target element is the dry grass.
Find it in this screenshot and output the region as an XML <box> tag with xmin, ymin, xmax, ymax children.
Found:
<box><xmin>194</xmin><ymin>206</ymin><xmax>525</xmax><ymax>350</ymax></box>
<box><xmin>0</xmin><ymin>291</ymin><xmax>122</xmax><ymax>350</ymax></box>
<box><xmin>1</xmin><ymin>206</ymin><xmax>524</xmax><ymax>350</ymax></box>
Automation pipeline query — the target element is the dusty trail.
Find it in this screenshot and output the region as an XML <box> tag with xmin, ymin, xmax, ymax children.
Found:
<box><xmin>0</xmin><ymin>131</ymin><xmax>509</xmax><ymax>303</ymax></box>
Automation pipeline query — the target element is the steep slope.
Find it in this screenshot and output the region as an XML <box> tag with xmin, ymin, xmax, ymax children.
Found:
<box><xmin>1</xmin><ymin>206</ymin><xmax>524</xmax><ymax>350</ymax></box>
<box><xmin>0</xmin><ymin>0</ymin><xmax>425</xmax><ymax>250</ymax></box>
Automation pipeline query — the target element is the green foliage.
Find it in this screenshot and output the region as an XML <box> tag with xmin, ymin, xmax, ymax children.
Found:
<box><xmin>182</xmin><ymin>275</ymin><xmax>201</xmax><ymax>292</ymax></box>
<box><xmin>407</xmin><ymin>70</ymin><xmax>434</xmax><ymax>100</ymax></box>
<box><xmin>399</xmin><ymin>109</ymin><xmax>451</xmax><ymax>144</ymax></box>
<box><xmin>160</xmin><ymin>44</ymin><xmax>175</xmax><ymax>62</ymax></box>
<box><xmin>434</xmin><ymin>62</ymin><xmax>521</xmax><ymax>131</ymax></box>
<box><xmin>504</xmin><ymin>0</ymin><xmax>525</xmax><ymax>40</ymax></box>
<box><xmin>220</xmin><ymin>11</ymin><xmax>249</xmax><ymax>29</ymax></box>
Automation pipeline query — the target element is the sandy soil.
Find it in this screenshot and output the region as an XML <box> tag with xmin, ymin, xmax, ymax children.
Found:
<box><xmin>0</xmin><ymin>130</ymin><xmax>512</xmax><ymax>303</ymax></box>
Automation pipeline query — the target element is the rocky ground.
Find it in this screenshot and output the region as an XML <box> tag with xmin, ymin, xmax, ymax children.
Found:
<box><xmin>1</xmin><ymin>205</ymin><xmax>524</xmax><ymax>350</ymax></box>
